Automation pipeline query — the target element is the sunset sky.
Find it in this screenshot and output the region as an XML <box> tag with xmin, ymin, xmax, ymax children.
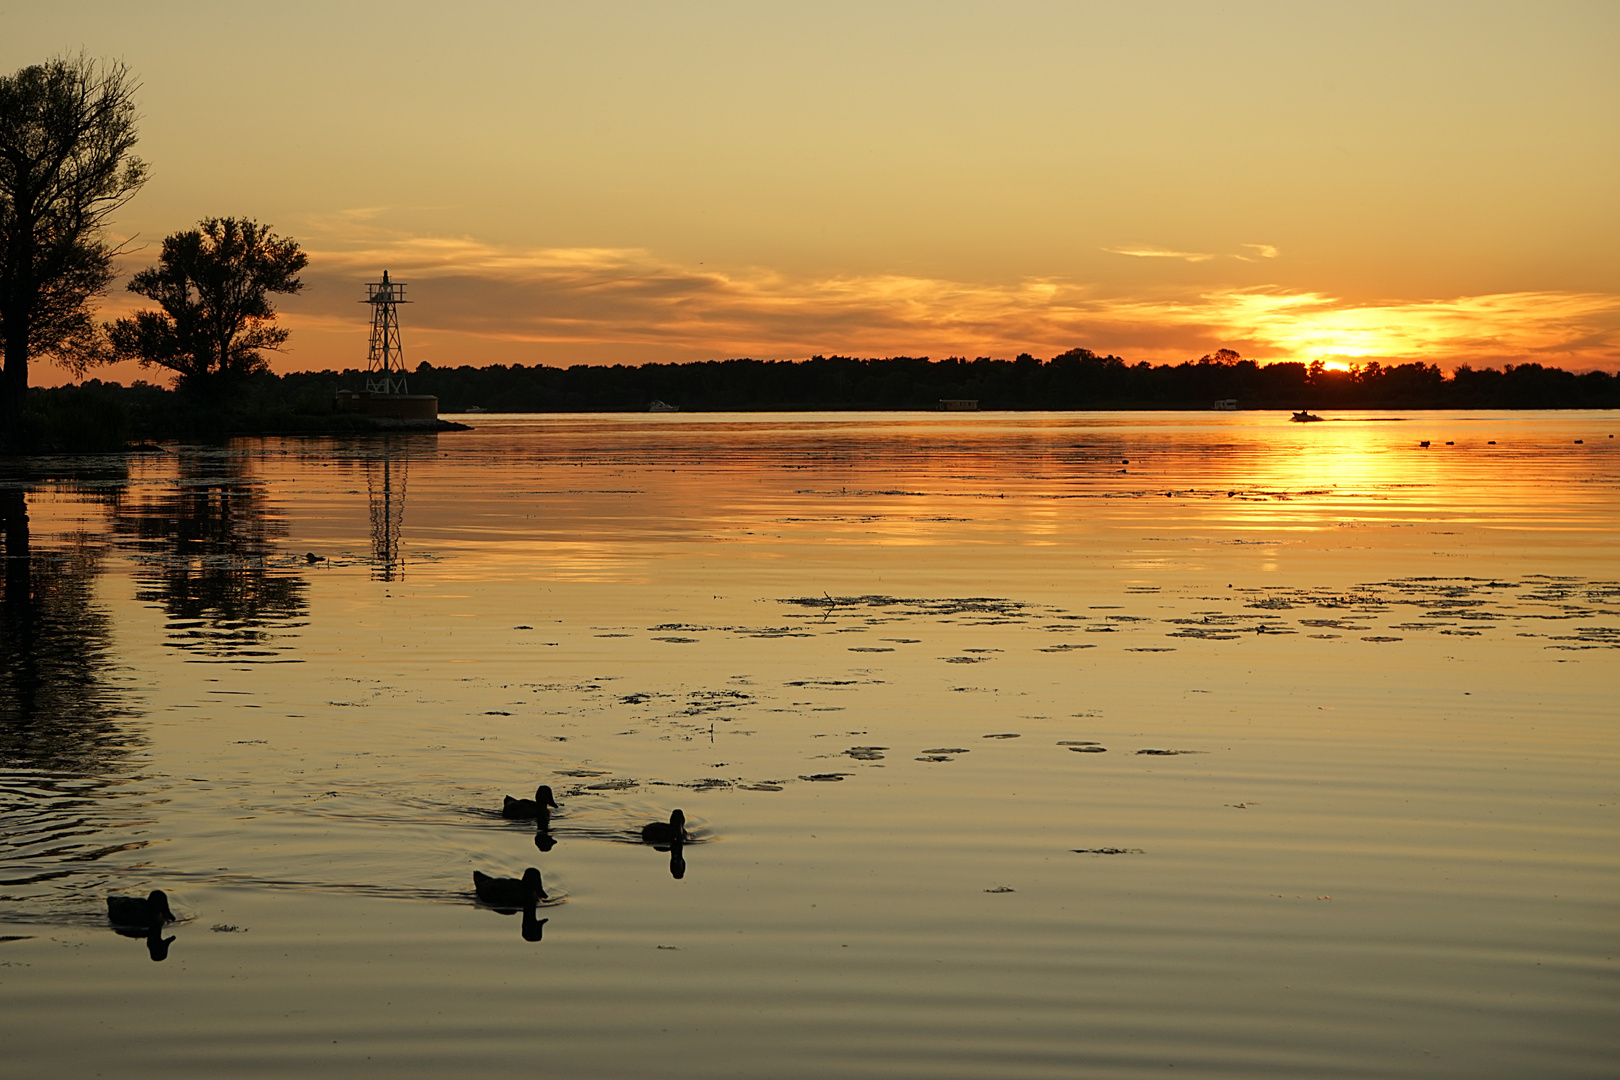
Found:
<box><xmin>9</xmin><ymin>1</ymin><xmax>1619</xmax><ymax>385</ymax></box>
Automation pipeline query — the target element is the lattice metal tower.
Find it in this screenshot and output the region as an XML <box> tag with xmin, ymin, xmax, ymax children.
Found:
<box><xmin>363</xmin><ymin>271</ymin><xmax>409</xmax><ymax>394</ymax></box>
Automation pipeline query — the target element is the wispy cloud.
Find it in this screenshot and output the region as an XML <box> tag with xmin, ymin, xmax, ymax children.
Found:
<box><xmin>1102</xmin><ymin>245</ymin><xmax>1217</xmax><ymax>263</ymax></box>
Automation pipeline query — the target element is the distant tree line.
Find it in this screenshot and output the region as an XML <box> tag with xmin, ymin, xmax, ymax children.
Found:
<box><xmin>291</xmin><ymin>349</ymin><xmax>1619</xmax><ymax>412</ymax></box>
<box><xmin>20</xmin><ymin>348</ymin><xmax>1615</xmax><ymax>449</ymax></box>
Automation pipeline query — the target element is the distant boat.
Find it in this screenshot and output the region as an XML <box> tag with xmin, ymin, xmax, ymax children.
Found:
<box><xmin>1213</xmin><ymin>399</ymin><xmax>1238</xmax><ymax>411</ymax></box>
<box><xmin>648</xmin><ymin>400</ymin><xmax>680</xmax><ymax>412</ymax></box>
<box><xmin>1290</xmin><ymin>411</ymin><xmax>1324</xmax><ymax>423</ymax></box>
<box><xmin>464</xmin><ymin>405</ymin><xmax>486</xmax><ymax>413</ymax></box>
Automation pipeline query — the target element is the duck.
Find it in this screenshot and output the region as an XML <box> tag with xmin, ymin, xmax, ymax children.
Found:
<box><xmin>472</xmin><ymin>867</ymin><xmax>546</xmax><ymax>907</ymax></box>
<box><xmin>641</xmin><ymin>809</ymin><xmax>687</xmax><ymax>844</ymax></box>
<box><xmin>502</xmin><ymin>784</ymin><xmax>558</xmax><ymax>820</ymax></box>
<box><xmin>107</xmin><ymin>889</ymin><xmax>175</xmax><ymax>928</ymax></box>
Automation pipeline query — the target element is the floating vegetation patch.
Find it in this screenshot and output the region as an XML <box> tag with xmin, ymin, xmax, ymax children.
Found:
<box><xmin>675</xmin><ymin>778</ymin><xmax>733</xmax><ymax>791</ymax></box>
<box><xmin>681</xmin><ymin>690</ymin><xmax>754</xmax><ymax>716</ymax></box>
<box><xmin>1137</xmin><ymin>749</ymin><xmax>1202</xmax><ymax>756</ymax></box>
<box><xmin>798</xmin><ymin>773</ymin><xmax>848</xmax><ymax>782</ymax></box>
<box><xmin>778</xmin><ymin>595</ymin><xmax>1040</xmax><ymax>619</ymax></box>
<box><xmin>1072</xmin><ymin>848</ymin><xmax>1144</xmax><ymax>855</ymax></box>
<box><xmin>844</xmin><ymin>746</ymin><xmax>887</xmax><ymax>761</ymax></box>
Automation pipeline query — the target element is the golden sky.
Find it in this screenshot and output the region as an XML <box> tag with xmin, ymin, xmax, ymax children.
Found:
<box><xmin>10</xmin><ymin>1</ymin><xmax>1619</xmax><ymax>384</ymax></box>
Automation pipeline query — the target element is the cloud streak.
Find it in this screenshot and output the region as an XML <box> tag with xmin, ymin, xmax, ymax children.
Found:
<box><xmin>1102</xmin><ymin>245</ymin><xmax>1217</xmax><ymax>262</ymax></box>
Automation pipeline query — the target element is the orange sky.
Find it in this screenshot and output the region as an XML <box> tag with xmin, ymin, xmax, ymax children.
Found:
<box><xmin>10</xmin><ymin>1</ymin><xmax>1619</xmax><ymax>386</ymax></box>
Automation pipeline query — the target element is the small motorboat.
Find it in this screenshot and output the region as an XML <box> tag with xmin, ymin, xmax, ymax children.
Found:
<box><xmin>1290</xmin><ymin>411</ymin><xmax>1324</xmax><ymax>423</ymax></box>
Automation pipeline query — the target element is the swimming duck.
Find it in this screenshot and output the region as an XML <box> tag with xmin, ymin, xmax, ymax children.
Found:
<box><xmin>107</xmin><ymin>889</ymin><xmax>175</xmax><ymax>928</ymax></box>
<box><xmin>472</xmin><ymin>867</ymin><xmax>547</xmax><ymax>907</ymax></box>
<box><xmin>641</xmin><ymin>809</ymin><xmax>687</xmax><ymax>844</ymax></box>
<box><xmin>502</xmin><ymin>784</ymin><xmax>558</xmax><ymax>820</ymax></box>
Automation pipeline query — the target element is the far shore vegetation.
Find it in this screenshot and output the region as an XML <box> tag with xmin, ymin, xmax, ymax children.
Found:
<box><xmin>14</xmin><ymin>349</ymin><xmax>1618</xmax><ymax>451</ymax></box>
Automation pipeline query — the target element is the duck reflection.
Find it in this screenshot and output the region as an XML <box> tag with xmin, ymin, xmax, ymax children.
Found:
<box><xmin>109</xmin><ymin>451</ymin><xmax>306</xmax><ymax>662</ymax></box>
<box><xmin>108</xmin><ymin>923</ymin><xmax>177</xmax><ymax>961</ymax></box>
<box><xmin>533</xmin><ymin>825</ymin><xmax>557</xmax><ymax>852</ymax></box>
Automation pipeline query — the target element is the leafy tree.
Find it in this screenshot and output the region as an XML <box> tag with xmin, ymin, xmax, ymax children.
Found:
<box><xmin>108</xmin><ymin>218</ymin><xmax>306</xmax><ymax>394</ymax></box>
<box><xmin>0</xmin><ymin>56</ymin><xmax>145</xmax><ymax>445</ymax></box>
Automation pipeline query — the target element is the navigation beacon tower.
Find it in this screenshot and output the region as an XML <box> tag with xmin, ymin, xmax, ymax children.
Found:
<box><xmin>334</xmin><ymin>271</ymin><xmax>438</xmax><ymax>420</ymax></box>
<box><xmin>364</xmin><ymin>271</ymin><xmax>409</xmax><ymax>395</ymax></box>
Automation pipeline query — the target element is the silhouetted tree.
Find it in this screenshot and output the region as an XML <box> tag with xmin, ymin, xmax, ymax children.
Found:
<box><xmin>108</xmin><ymin>217</ymin><xmax>305</xmax><ymax>395</ymax></box>
<box><xmin>0</xmin><ymin>56</ymin><xmax>145</xmax><ymax>446</ymax></box>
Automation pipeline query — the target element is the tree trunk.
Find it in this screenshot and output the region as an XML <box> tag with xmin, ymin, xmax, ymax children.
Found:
<box><xmin>0</xmin><ymin>333</ymin><xmax>27</xmax><ymax>452</ymax></box>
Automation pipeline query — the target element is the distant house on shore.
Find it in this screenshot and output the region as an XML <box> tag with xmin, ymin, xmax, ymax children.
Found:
<box><xmin>1213</xmin><ymin>398</ymin><xmax>1238</xmax><ymax>411</ymax></box>
<box><xmin>939</xmin><ymin>399</ymin><xmax>979</xmax><ymax>411</ymax></box>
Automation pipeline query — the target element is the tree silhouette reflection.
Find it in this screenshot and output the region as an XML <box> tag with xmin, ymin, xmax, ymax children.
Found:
<box><xmin>0</xmin><ymin>487</ymin><xmax>139</xmax><ymax>771</ymax></box>
<box><xmin>110</xmin><ymin>452</ymin><xmax>306</xmax><ymax>662</ymax></box>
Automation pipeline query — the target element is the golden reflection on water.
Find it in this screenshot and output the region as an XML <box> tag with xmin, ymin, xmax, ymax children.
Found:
<box><xmin>1</xmin><ymin>411</ymin><xmax>1616</xmax><ymax>1080</ymax></box>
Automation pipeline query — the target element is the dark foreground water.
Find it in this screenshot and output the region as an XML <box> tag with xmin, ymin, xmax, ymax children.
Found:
<box><xmin>1</xmin><ymin>411</ymin><xmax>1616</xmax><ymax>1078</ymax></box>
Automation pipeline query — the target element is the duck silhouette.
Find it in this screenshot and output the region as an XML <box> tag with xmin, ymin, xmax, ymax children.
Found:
<box><xmin>502</xmin><ymin>784</ymin><xmax>558</xmax><ymax>821</ymax></box>
<box><xmin>641</xmin><ymin>808</ymin><xmax>687</xmax><ymax>843</ymax></box>
<box><xmin>107</xmin><ymin>889</ymin><xmax>175</xmax><ymax>929</ymax></box>
<box><xmin>473</xmin><ymin>867</ymin><xmax>547</xmax><ymax>908</ymax></box>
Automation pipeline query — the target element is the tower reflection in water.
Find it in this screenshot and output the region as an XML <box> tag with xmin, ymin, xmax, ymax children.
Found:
<box><xmin>364</xmin><ymin>438</ymin><xmax>411</xmax><ymax>582</ymax></box>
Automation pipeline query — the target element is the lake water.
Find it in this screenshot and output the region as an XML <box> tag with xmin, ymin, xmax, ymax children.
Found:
<box><xmin>2</xmin><ymin>410</ymin><xmax>1616</xmax><ymax>1079</ymax></box>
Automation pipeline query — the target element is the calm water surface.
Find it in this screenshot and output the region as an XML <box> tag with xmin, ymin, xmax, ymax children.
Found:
<box><xmin>2</xmin><ymin>411</ymin><xmax>1616</xmax><ymax>1078</ymax></box>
